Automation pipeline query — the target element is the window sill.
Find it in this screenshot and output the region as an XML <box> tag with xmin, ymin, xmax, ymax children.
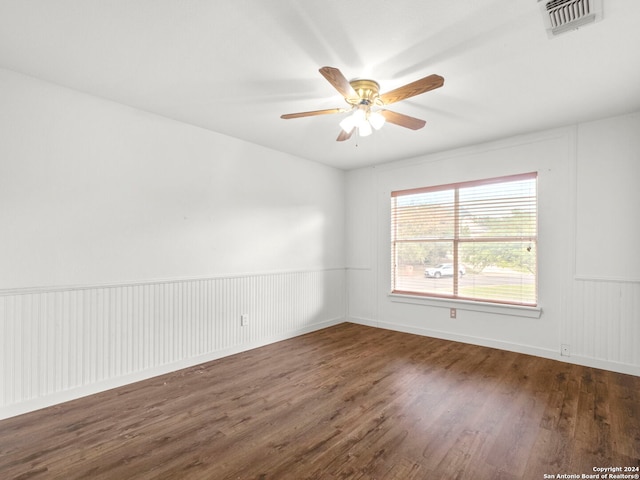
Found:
<box><xmin>388</xmin><ymin>293</ymin><xmax>542</xmax><ymax>319</ymax></box>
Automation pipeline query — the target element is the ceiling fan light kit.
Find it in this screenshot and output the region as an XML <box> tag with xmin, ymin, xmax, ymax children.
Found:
<box><xmin>281</xmin><ymin>66</ymin><xmax>444</xmax><ymax>142</ymax></box>
<box><xmin>368</xmin><ymin>110</ymin><xmax>386</xmax><ymax>130</ymax></box>
<box><xmin>339</xmin><ymin>106</ymin><xmax>386</xmax><ymax>137</ymax></box>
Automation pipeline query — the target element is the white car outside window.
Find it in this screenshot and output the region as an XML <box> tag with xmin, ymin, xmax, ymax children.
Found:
<box><xmin>424</xmin><ymin>263</ymin><xmax>466</xmax><ymax>278</ymax></box>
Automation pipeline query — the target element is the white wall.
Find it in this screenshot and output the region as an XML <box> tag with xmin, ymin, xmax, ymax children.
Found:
<box><xmin>0</xmin><ymin>69</ymin><xmax>345</xmax><ymax>290</ymax></box>
<box><xmin>567</xmin><ymin>112</ymin><xmax>640</xmax><ymax>371</ymax></box>
<box><xmin>575</xmin><ymin>114</ymin><xmax>640</xmax><ymax>281</ymax></box>
<box><xmin>0</xmin><ymin>68</ymin><xmax>346</xmax><ymax>418</ymax></box>
<box><xmin>346</xmin><ymin>111</ymin><xmax>640</xmax><ymax>376</ymax></box>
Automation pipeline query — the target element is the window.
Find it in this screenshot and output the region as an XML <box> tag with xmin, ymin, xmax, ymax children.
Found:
<box><xmin>391</xmin><ymin>173</ymin><xmax>537</xmax><ymax>306</ymax></box>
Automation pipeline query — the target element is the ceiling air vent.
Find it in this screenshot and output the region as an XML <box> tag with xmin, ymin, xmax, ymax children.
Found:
<box><xmin>538</xmin><ymin>0</ymin><xmax>603</xmax><ymax>37</ymax></box>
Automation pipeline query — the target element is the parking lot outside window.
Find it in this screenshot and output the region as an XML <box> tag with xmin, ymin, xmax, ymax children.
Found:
<box><xmin>391</xmin><ymin>173</ymin><xmax>538</xmax><ymax>307</ymax></box>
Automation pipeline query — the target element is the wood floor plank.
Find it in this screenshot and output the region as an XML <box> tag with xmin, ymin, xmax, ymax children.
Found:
<box><xmin>1</xmin><ymin>323</ymin><xmax>638</xmax><ymax>479</ymax></box>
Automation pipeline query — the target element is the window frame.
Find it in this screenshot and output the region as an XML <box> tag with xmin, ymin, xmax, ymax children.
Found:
<box><xmin>390</xmin><ymin>172</ymin><xmax>538</xmax><ymax>308</ymax></box>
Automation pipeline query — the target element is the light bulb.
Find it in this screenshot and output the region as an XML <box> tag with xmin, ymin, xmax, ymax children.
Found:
<box><xmin>340</xmin><ymin>108</ymin><xmax>365</xmax><ymax>133</ymax></box>
<box><xmin>339</xmin><ymin>115</ymin><xmax>356</xmax><ymax>133</ymax></box>
<box><xmin>352</xmin><ymin>108</ymin><xmax>366</xmax><ymax>124</ymax></box>
<box><xmin>369</xmin><ymin>111</ymin><xmax>386</xmax><ymax>130</ymax></box>
<box><xmin>359</xmin><ymin>120</ymin><xmax>372</xmax><ymax>137</ymax></box>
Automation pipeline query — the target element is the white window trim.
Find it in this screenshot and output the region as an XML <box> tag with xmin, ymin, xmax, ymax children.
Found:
<box><xmin>389</xmin><ymin>292</ymin><xmax>542</xmax><ymax>319</ymax></box>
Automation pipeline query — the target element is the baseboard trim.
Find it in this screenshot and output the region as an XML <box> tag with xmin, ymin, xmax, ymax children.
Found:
<box><xmin>348</xmin><ymin>318</ymin><xmax>640</xmax><ymax>378</ymax></box>
<box><xmin>346</xmin><ymin>316</ymin><xmax>379</xmax><ymax>328</ymax></box>
<box><xmin>561</xmin><ymin>355</ymin><xmax>640</xmax><ymax>377</ymax></box>
<box><xmin>0</xmin><ymin>317</ymin><xmax>345</xmax><ymax>421</ymax></box>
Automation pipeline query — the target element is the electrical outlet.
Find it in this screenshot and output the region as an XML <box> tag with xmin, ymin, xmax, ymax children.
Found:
<box><xmin>241</xmin><ymin>314</ymin><xmax>249</xmax><ymax>327</ymax></box>
<box><xmin>561</xmin><ymin>344</ymin><xmax>570</xmax><ymax>357</ymax></box>
<box><xmin>450</xmin><ymin>308</ymin><xmax>457</xmax><ymax>319</ymax></box>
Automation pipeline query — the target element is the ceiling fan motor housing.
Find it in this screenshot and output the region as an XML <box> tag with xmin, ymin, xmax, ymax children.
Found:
<box><xmin>347</xmin><ymin>79</ymin><xmax>381</xmax><ymax>106</ymax></box>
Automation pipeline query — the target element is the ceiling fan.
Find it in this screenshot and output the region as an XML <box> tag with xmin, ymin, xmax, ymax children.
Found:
<box><xmin>281</xmin><ymin>66</ymin><xmax>444</xmax><ymax>141</ymax></box>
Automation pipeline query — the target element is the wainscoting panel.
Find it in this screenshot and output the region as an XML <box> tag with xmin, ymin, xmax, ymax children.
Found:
<box><xmin>0</xmin><ymin>269</ymin><xmax>345</xmax><ymax>418</ymax></box>
<box><xmin>569</xmin><ymin>278</ymin><xmax>640</xmax><ymax>373</ymax></box>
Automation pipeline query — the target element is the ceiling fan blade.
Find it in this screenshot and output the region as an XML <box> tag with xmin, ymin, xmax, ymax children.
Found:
<box><xmin>281</xmin><ymin>108</ymin><xmax>346</xmax><ymax>119</ymax></box>
<box><xmin>380</xmin><ymin>110</ymin><xmax>426</xmax><ymax>130</ymax></box>
<box><xmin>336</xmin><ymin>128</ymin><xmax>354</xmax><ymax>142</ymax></box>
<box><xmin>319</xmin><ymin>66</ymin><xmax>357</xmax><ymax>99</ymax></box>
<box><xmin>379</xmin><ymin>74</ymin><xmax>444</xmax><ymax>105</ymax></box>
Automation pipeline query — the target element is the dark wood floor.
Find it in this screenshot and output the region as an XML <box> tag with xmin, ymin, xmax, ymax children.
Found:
<box><xmin>1</xmin><ymin>323</ymin><xmax>639</xmax><ymax>479</ymax></box>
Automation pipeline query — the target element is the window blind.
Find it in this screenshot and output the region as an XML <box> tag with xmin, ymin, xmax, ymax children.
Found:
<box><xmin>391</xmin><ymin>173</ymin><xmax>537</xmax><ymax>306</ymax></box>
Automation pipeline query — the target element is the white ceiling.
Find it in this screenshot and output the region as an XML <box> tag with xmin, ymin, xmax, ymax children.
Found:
<box><xmin>1</xmin><ymin>0</ymin><xmax>639</xmax><ymax>170</ymax></box>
